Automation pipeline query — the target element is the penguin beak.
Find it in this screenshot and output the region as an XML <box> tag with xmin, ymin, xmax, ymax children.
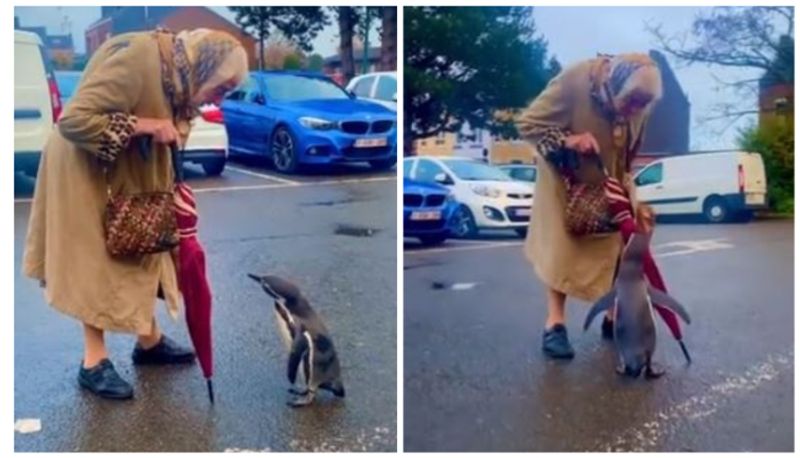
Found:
<box><xmin>247</xmin><ymin>273</ymin><xmax>262</xmax><ymax>283</ymax></box>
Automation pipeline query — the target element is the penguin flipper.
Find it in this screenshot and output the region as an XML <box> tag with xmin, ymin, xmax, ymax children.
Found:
<box><xmin>288</xmin><ymin>334</ymin><xmax>309</xmax><ymax>385</ymax></box>
<box><xmin>647</xmin><ymin>285</ymin><xmax>691</xmax><ymax>324</ymax></box>
<box><xmin>583</xmin><ymin>290</ymin><xmax>617</xmax><ymax>331</ymax></box>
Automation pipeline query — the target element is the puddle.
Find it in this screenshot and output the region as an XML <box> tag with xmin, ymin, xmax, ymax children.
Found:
<box><xmin>301</xmin><ymin>197</ymin><xmax>365</xmax><ymax>207</ymax></box>
<box><xmin>334</xmin><ymin>224</ymin><xmax>380</xmax><ymax>237</ymax></box>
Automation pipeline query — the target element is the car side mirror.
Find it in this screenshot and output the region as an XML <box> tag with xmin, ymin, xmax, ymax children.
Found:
<box><xmin>254</xmin><ymin>94</ymin><xmax>266</xmax><ymax>105</ymax></box>
<box><xmin>392</xmin><ymin>93</ymin><xmax>397</xmax><ymax>102</ymax></box>
<box><xmin>434</xmin><ymin>173</ymin><xmax>453</xmax><ymax>185</ymax></box>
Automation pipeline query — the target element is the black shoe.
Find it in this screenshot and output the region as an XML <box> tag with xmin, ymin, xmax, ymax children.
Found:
<box><xmin>542</xmin><ymin>324</ymin><xmax>575</xmax><ymax>359</ymax></box>
<box><xmin>132</xmin><ymin>335</ymin><xmax>195</xmax><ymax>366</ymax></box>
<box><xmin>78</xmin><ymin>359</ymin><xmax>134</xmax><ymax>400</ymax></box>
<box><xmin>602</xmin><ymin>316</ymin><xmax>614</xmax><ymax>340</ymax></box>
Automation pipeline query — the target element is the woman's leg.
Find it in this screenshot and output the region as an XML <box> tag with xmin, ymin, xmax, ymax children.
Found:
<box><xmin>137</xmin><ymin>318</ymin><xmax>163</xmax><ymax>350</ymax></box>
<box><xmin>545</xmin><ymin>287</ymin><xmax>567</xmax><ymax>330</ymax></box>
<box><xmin>83</xmin><ymin>323</ymin><xmax>108</xmax><ymax>368</ymax></box>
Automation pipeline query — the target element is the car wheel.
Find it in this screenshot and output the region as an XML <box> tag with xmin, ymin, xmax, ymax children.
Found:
<box><xmin>271</xmin><ymin>127</ymin><xmax>299</xmax><ymax>174</ymax></box>
<box><xmin>368</xmin><ymin>158</ymin><xmax>397</xmax><ymax>171</ymax></box>
<box><xmin>515</xmin><ymin>227</ymin><xmax>528</xmax><ymax>238</ymax></box>
<box><xmin>418</xmin><ymin>233</ymin><xmax>448</xmax><ymax>246</ymax></box>
<box><xmin>703</xmin><ymin>196</ymin><xmax>729</xmax><ymax>223</ymax></box>
<box><xmin>451</xmin><ymin>205</ymin><xmax>477</xmax><ymax>238</ymax></box>
<box><xmin>201</xmin><ymin>157</ymin><xmax>226</xmax><ymax>176</ymax></box>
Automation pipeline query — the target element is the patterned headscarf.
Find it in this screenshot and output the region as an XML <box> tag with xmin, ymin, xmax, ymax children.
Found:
<box><xmin>589</xmin><ymin>53</ymin><xmax>660</xmax><ymax>120</ymax></box>
<box><xmin>154</xmin><ymin>28</ymin><xmax>245</xmax><ymax>122</ymax></box>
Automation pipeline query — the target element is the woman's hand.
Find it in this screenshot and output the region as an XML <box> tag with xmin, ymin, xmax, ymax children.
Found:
<box><xmin>135</xmin><ymin>118</ymin><xmax>181</xmax><ymax>146</ymax></box>
<box><xmin>564</xmin><ymin>132</ymin><xmax>600</xmax><ymax>154</ymax></box>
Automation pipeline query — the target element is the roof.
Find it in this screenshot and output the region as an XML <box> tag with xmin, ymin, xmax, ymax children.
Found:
<box><xmin>324</xmin><ymin>47</ymin><xmax>382</xmax><ymax>65</ymax></box>
<box><xmin>17</xmin><ymin>25</ymin><xmax>47</xmax><ymax>42</ymax></box>
<box><xmin>15</xmin><ymin>30</ymin><xmax>43</xmax><ymax>46</ymax></box>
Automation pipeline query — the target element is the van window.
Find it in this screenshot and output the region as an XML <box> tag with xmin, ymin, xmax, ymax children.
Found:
<box><xmin>635</xmin><ymin>163</ymin><xmax>663</xmax><ymax>186</ymax></box>
<box><xmin>353</xmin><ymin>76</ymin><xmax>375</xmax><ymax>98</ymax></box>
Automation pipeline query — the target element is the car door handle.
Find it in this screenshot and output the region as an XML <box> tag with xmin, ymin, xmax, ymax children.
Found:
<box><xmin>655</xmin><ymin>185</ymin><xmax>664</xmax><ymax>190</ymax></box>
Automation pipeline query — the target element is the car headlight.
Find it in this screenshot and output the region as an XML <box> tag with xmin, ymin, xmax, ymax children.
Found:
<box><xmin>299</xmin><ymin>117</ymin><xmax>337</xmax><ymax>130</ymax></box>
<box><xmin>470</xmin><ymin>185</ymin><xmax>503</xmax><ymax>198</ymax></box>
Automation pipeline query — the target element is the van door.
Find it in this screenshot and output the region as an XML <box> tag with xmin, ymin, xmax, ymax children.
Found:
<box><xmin>740</xmin><ymin>152</ymin><xmax>767</xmax><ymax>207</ymax></box>
<box><xmin>14</xmin><ymin>38</ymin><xmax>53</xmax><ymax>155</ymax></box>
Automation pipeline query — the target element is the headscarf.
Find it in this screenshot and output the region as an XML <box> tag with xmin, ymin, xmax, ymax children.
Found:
<box><xmin>589</xmin><ymin>53</ymin><xmax>662</xmax><ymax>121</ymax></box>
<box><xmin>153</xmin><ymin>28</ymin><xmax>248</xmax><ymax>123</ymax></box>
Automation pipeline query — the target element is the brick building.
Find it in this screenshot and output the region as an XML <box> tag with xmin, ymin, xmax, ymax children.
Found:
<box><xmin>85</xmin><ymin>7</ymin><xmax>257</xmax><ymax>69</ymax></box>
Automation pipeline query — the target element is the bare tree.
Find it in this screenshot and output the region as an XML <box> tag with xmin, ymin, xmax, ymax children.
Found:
<box><xmin>647</xmin><ymin>6</ymin><xmax>794</xmax><ymax>127</ymax></box>
<box><xmin>380</xmin><ymin>7</ymin><xmax>397</xmax><ymax>71</ymax></box>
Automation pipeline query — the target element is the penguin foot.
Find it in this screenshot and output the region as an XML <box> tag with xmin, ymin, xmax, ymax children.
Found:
<box><xmin>645</xmin><ymin>364</ymin><xmax>665</xmax><ymax>379</ymax></box>
<box><xmin>288</xmin><ymin>387</ymin><xmax>309</xmax><ymax>396</ymax></box>
<box><xmin>287</xmin><ymin>392</ymin><xmax>316</xmax><ymax>408</ymax></box>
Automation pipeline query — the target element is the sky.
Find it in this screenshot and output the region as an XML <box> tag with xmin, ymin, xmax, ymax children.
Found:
<box><xmin>14</xmin><ymin>6</ymin><xmax>784</xmax><ymax>150</ymax></box>
<box><xmin>13</xmin><ymin>6</ymin><xmax>382</xmax><ymax>59</ymax></box>
<box><xmin>531</xmin><ymin>6</ymin><xmax>771</xmax><ymax>150</ymax></box>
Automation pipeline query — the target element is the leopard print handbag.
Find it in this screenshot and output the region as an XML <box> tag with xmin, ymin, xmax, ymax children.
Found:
<box><xmin>548</xmin><ymin>147</ymin><xmax>618</xmax><ymax>237</ymax></box>
<box><xmin>103</xmin><ymin>138</ymin><xmax>179</xmax><ymax>258</ymax></box>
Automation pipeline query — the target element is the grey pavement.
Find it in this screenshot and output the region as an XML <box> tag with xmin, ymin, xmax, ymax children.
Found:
<box><xmin>404</xmin><ymin>220</ymin><xmax>794</xmax><ymax>452</ymax></box>
<box><xmin>14</xmin><ymin>160</ymin><xmax>397</xmax><ymax>452</ymax></box>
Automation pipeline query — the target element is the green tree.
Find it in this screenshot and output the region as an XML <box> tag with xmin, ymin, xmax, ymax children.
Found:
<box><xmin>739</xmin><ymin>120</ymin><xmax>794</xmax><ymax>214</ymax></box>
<box><xmin>306</xmin><ymin>53</ymin><xmax>325</xmax><ymax>71</ymax></box>
<box><xmin>405</xmin><ymin>7</ymin><xmax>559</xmax><ymax>143</ymax></box>
<box><xmin>229</xmin><ymin>7</ymin><xmax>328</xmax><ymax>70</ymax></box>
<box><xmin>283</xmin><ymin>53</ymin><xmax>304</xmax><ymax>70</ymax></box>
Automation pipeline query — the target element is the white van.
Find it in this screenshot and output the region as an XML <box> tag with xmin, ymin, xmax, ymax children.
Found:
<box><xmin>634</xmin><ymin>151</ymin><xmax>767</xmax><ymax>223</ymax></box>
<box><xmin>15</xmin><ymin>30</ymin><xmax>62</xmax><ymax>176</ymax></box>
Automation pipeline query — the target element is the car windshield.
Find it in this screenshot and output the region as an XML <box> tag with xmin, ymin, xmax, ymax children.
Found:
<box><xmin>262</xmin><ymin>73</ymin><xmax>350</xmax><ymax>102</ymax></box>
<box><xmin>445</xmin><ymin>160</ymin><xmax>512</xmax><ymax>181</ymax></box>
<box><xmin>56</xmin><ymin>71</ymin><xmax>81</xmax><ymax>101</ymax></box>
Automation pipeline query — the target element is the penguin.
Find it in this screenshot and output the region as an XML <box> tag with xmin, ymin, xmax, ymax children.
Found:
<box><xmin>247</xmin><ymin>273</ymin><xmax>345</xmax><ymax>407</ymax></box>
<box><xmin>583</xmin><ymin>233</ymin><xmax>691</xmax><ymax>379</ymax></box>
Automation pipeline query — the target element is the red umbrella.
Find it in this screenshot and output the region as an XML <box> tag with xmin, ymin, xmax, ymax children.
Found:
<box><xmin>172</xmin><ymin>144</ymin><xmax>215</xmax><ymax>403</ymax></box>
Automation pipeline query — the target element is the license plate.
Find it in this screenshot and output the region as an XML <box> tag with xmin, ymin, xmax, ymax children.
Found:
<box><xmin>354</xmin><ymin>137</ymin><xmax>387</xmax><ymax>148</ymax></box>
<box><xmin>410</xmin><ymin>211</ymin><xmax>441</xmax><ymax>221</ymax></box>
<box><xmin>515</xmin><ymin>208</ymin><xmax>532</xmax><ymax>217</ymax></box>
<box><xmin>746</xmin><ymin>193</ymin><xmax>765</xmax><ymax>205</ymax></box>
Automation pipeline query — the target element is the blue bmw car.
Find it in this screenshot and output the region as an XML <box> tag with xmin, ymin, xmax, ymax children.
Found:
<box><xmin>221</xmin><ymin>71</ymin><xmax>397</xmax><ymax>173</ymax></box>
<box><xmin>403</xmin><ymin>178</ymin><xmax>458</xmax><ymax>246</ymax></box>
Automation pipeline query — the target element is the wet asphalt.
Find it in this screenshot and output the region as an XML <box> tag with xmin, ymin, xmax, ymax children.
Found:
<box><xmin>14</xmin><ymin>160</ymin><xmax>397</xmax><ymax>452</ymax></box>
<box><xmin>404</xmin><ymin>220</ymin><xmax>794</xmax><ymax>452</ymax></box>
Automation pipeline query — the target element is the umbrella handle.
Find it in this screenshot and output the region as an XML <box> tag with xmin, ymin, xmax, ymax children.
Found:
<box><xmin>207</xmin><ymin>379</ymin><xmax>215</xmax><ymax>404</ymax></box>
<box><xmin>679</xmin><ymin>340</ymin><xmax>692</xmax><ymax>365</ymax></box>
<box><xmin>171</xmin><ymin>143</ymin><xmax>184</xmax><ymax>183</ymax></box>
<box><xmin>138</xmin><ymin>136</ymin><xmax>152</xmax><ymax>161</ymax></box>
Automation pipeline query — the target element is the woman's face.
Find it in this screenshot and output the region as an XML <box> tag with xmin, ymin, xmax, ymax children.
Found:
<box><xmin>193</xmin><ymin>76</ymin><xmax>242</xmax><ymax>107</ymax></box>
<box><xmin>617</xmin><ymin>90</ymin><xmax>653</xmax><ymax>118</ymax></box>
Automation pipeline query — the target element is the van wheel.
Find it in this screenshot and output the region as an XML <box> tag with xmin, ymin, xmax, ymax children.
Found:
<box><xmin>202</xmin><ymin>158</ymin><xmax>226</xmax><ymax>176</ymax></box>
<box><xmin>703</xmin><ymin>196</ymin><xmax>729</xmax><ymax>223</ymax></box>
<box><xmin>515</xmin><ymin>228</ymin><xmax>528</xmax><ymax>238</ymax></box>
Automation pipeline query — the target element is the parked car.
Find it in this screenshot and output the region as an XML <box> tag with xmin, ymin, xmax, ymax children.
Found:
<box><xmin>635</xmin><ymin>151</ymin><xmax>768</xmax><ymax>223</ymax></box>
<box><xmin>182</xmin><ymin>104</ymin><xmax>229</xmax><ymax>176</ymax></box>
<box><xmin>15</xmin><ymin>30</ymin><xmax>61</xmax><ymax>177</ymax></box>
<box><xmin>221</xmin><ymin>71</ymin><xmax>397</xmax><ymax>174</ymax></box>
<box><xmin>54</xmin><ymin>70</ymin><xmax>82</xmax><ymax>106</ymax></box>
<box><xmin>499</xmin><ymin>163</ymin><xmax>537</xmax><ymax>185</ymax></box>
<box><xmin>403</xmin><ymin>178</ymin><xmax>457</xmax><ymax>246</ymax></box>
<box><xmin>346</xmin><ymin>71</ymin><xmax>397</xmax><ymax>111</ymax></box>
<box><xmin>404</xmin><ymin>157</ymin><xmax>533</xmax><ymax>237</ymax></box>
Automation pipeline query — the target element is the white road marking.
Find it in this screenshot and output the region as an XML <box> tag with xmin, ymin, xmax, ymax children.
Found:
<box><xmin>225</xmin><ymin>165</ymin><xmax>300</xmax><ymax>185</ymax></box>
<box><xmin>450</xmin><ymin>282</ymin><xmax>478</xmax><ymax>290</ymax></box>
<box><xmin>653</xmin><ymin>238</ymin><xmax>734</xmax><ymax>258</ymax></box>
<box><xmin>14</xmin><ymin>418</ymin><xmax>41</xmax><ymax>434</ymax></box>
<box><xmin>601</xmin><ymin>351</ymin><xmax>792</xmax><ymax>452</ymax></box>
<box><xmin>14</xmin><ymin>175</ymin><xmax>396</xmax><ymax>203</ymax></box>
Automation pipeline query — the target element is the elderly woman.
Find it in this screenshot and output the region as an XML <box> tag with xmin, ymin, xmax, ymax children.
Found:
<box><xmin>23</xmin><ymin>29</ymin><xmax>248</xmax><ymax>399</ymax></box>
<box><xmin>517</xmin><ymin>53</ymin><xmax>664</xmax><ymax>359</ymax></box>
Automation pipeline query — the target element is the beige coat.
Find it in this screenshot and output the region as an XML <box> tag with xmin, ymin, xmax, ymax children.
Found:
<box><xmin>517</xmin><ymin>59</ymin><xmax>647</xmax><ymax>302</ymax></box>
<box><xmin>23</xmin><ymin>32</ymin><xmax>190</xmax><ymax>334</ymax></box>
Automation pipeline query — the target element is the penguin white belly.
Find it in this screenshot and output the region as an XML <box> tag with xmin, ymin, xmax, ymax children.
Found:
<box><xmin>273</xmin><ymin>309</ymin><xmax>294</xmax><ymax>351</ymax></box>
